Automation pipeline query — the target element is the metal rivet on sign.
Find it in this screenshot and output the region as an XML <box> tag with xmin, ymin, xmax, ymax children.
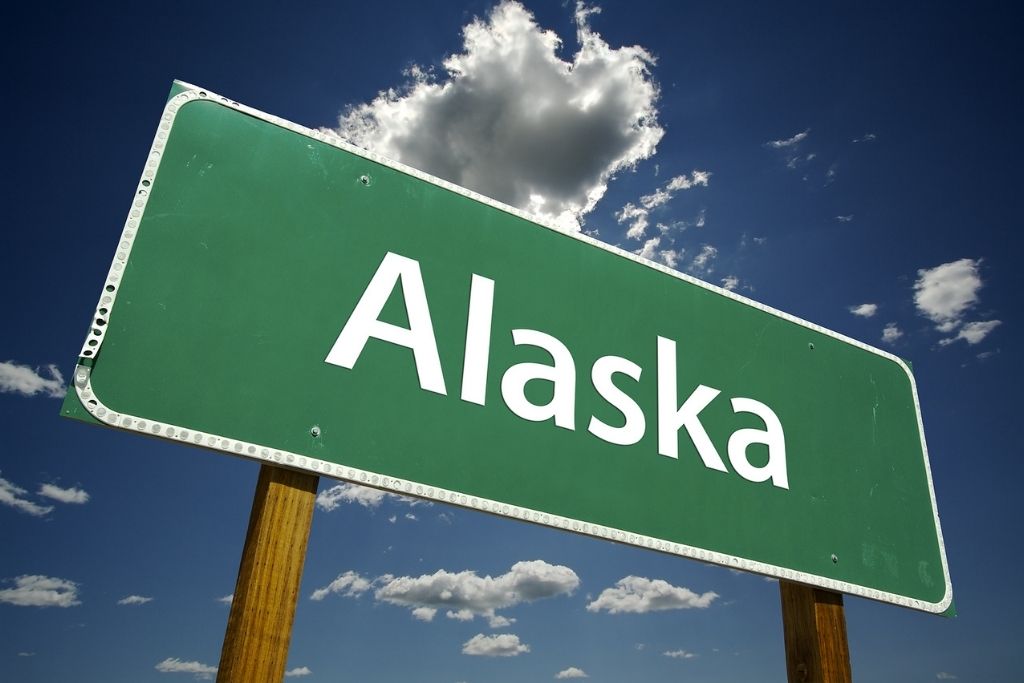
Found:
<box><xmin>831</xmin><ymin>553</ymin><xmax>839</xmax><ymax>564</ymax></box>
<box><xmin>310</xmin><ymin>425</ymin><xmax>321</xmax><ymax>437</ymax></box>
<box><xmin>808</xmin><ymin>342</ymin><xmax>815</xmax><ymax>350</ymax></box>
<box><xmin>359</xmin><ymin>174</ymin><xmax>371</xmax><ymax>186</ymax></box>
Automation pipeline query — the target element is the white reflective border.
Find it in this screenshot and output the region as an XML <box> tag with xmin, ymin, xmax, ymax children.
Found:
<box><xmin>75</xmin><ymin>81</ymin><xmax>952</xmax><ymax>614</ymax></box>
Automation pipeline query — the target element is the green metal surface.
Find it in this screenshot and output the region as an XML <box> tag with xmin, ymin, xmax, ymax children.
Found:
<box><xmin>63</xmin><ymin>87</ymin><xmax>949</xmax><ymax>611</ymax></box>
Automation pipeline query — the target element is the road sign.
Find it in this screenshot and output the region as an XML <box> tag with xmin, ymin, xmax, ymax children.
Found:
<box><xmin>62</xmin><ymin>81</ymin><xmax>951</xmax><ymax>613</ymax></box>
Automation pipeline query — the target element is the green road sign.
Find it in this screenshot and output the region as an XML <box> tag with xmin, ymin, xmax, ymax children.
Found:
<box><xmin>63</xmin><ymin>81</ymin><xmax>951</xmax><ymax>613</ymax></box>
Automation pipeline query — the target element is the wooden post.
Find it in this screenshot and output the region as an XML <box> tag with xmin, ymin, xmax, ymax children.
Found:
<box><xmin>217</xmin><ymin>464</ymin><xmax>319</xmax><ymax>683</ymax></box>
<box><xmin>779</xmin><ymin>580</ymin><xmax>853</xmax><ymax>683</ymax></box>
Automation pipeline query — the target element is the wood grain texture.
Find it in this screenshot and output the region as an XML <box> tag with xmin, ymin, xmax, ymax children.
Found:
<box><xmin>780</xmin><ymin>580</ymin><xmax>853</xmax><ymax>683</ymax></box>
<box><xmin>217</xmin><ymin>465</ymin><xmax>319</xmax><ymax>683</ymax></box>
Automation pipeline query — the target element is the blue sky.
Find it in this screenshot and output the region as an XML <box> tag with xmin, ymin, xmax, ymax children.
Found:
<box><xmin>2</xmin><ymin>1</ymin><xmax>1021</xmax><ymax>681</ymax></box>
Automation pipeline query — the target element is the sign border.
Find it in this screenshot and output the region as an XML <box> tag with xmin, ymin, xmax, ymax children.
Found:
<box><xmin>71</xmin><ymin>81</ymin><xmax>952</xmax><ymax>613</ymax></box>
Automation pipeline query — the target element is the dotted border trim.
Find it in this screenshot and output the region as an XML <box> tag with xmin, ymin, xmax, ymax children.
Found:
<box><xmin>74</xmin><ymin>81</ymin><xmax>952</xmax><ymax>614</ymax></box>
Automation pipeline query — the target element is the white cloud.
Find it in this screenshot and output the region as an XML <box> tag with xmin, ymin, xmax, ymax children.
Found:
<box><xmin>38</xmin><ymin>483</ymin><xmax>89</xmax><ymax>505</ymax></box>
<box><xmin>462</xmin><ymin>633</ymin><xmax>530</xmax><ymax>657</ymax></box>
<box><xmin>633</xmin><ymin>236</ymin><xmax>681</xmax><ymax>269</ymax></box>
<box><xmin>217</xmin><ymin>594</ymin><xmax>233</xmax><ymax>605</ymax></box>
<box><xmin>617</xmin><ymin>203</ymin><xmax>649</xmax><ymax>240</ymax></box>
<box><xmin>0</xmin><ymin>361</ymin><xmax>66</xmax><ymax>398</ymax></box>
<box><xmin>315</xmin><ymin>483</ymin><xmax>422</xmax><ymax>511</ymax></box>
<box><xmin>835</xmin><ymin>214</ymin><xmax>854</xmax><ymax>222</ymax></box>
<box><xmin>117</xmin><ymin>595</ymin><xmax>153</xmax><ymax>605</ymax></box>
<box><xmin>18</xmin><ymin>652</ymin><xmax>35</xmax><ymax>657</ymax></box>
<box><xmin>586</xmin><ymin>576</ymin><xmax>718</xmax><ymax>613</ymax></box>
<box><xmin>556</xmin><ymin>666</ymin><xmax>589</xmax><ymax>678</ymax></box>
<box><xmin>285</xmin><ymin>666</ymin><xmax>312</xmax><ymax>677</ymax></box>
<box><xmin>334</xmin><ymin>0</ymin><xmax>663</xmax><ymax>229</ymax></box>
<box><xmin>412</xmin><ymin>606</ymin><xmax>437</xmax><ymax>622</ymax></box>
<box><xmin>936</xmin><ymin>673</ymin><xmax>957</xmax><ymax>680</ymax></box>
<box><xmin>913</xmin><ymin>258</ymin><xmax>983</xmax><ymax>331</ymax></box>
<box><xmin>939</xmin><ymin>320</ymin><xmax>1001</xmax><ymax>346</ymax></box>
<box><xmin>488</xmin><ymin>613</ymin><xmax>516</xmax><ymax>628</ymax></box>
<box><xmin>852</xmin><ymin>133</ymin><xmax>877</xmax><ymax>143</ymax></box>
<box><xmin>0</xmin><ymin>575</ymin><xmax>80</xmax><ymax>608</ymax></box>
<box><xmin>849</xmin><ymin>303</ymin><xmax>878</xmax><ymax>318</ymax></box>
<box><xmin>0</xmin><ymin>474</ymin><xmax>54</xmax><ymax>517</ymax></box>
<box><xmin>689</xmin><ymin>244</ymin><xmax>718</xmax><ymax>274</ymax></box>
<box><xmin>155</xmin><ymin>658</ymin><xmax>217</xmax><ymax>680</ymax></box>
<box><xmin>640</xmin><ymin>171</ymin><xmax>710</xmax><ymax>209</ymax></box>
<box><xmin>765</xmin><ymin>128</ymin><xmax>809</xmax><ymax>149</ymax></box>
<box><xmin>663</xmin><ymin>649</ymin><xmax>697</xmax><ymax>659</ymax></box>
<box><xmin>309</xmin><ymin>570</ymin><xmax>373</xmax><ymax>601</ymax></box>
<box><xmin>618</xmin><ymin>171</ymin><xmax>710</xmax><ymax>240</ymax></box>
<box><xmin>373</xmin><ymin>560</ymin><xmax>578</xmax><ymax>621</ymax></box>
<box><xmin>446</xmin><ymin>608</ymin><xmax>476</xmax><ymax>621</ymax></box>
<box><xmin>721</xmin><ymin>275</ymin><xmax>739</xmax><ymax>291</ymax></box>
<box><xmin>881</xmin><ymin>323</ymin><xmax>903</xmax><ymax>344</ymax></box>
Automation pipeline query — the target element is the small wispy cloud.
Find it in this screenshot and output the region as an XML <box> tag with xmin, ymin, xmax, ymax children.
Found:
<box><xmin>720</xmin><ymin>275</ymin><xmax>739</xmax><ymax>291</ymax></box>
<box><xmin>618</xmin><ymin>171</ymin><xmax>710</xmax><ymax>240</ymax></box>
<box><xmin>0</xmin><ymin>474</ymin><xmax>54</xmax><ymax>517</ymax></box>
<box><xmin>882</xmin><ymin>323</ymin><xmax>903</xmax><ymax>344</ymax></box>
<box><xmin>285</xmin><ymin>666</ymin><xmax>312</xmax><ymax>677</ymax></box>
<box><xmin>634</xmin><ymin>236</ymin><xmax>681</xmax><ymax>269</ymax></box>
<box><xmin>38</xmin><ymin>484</ymin><xmax>90</xmax><ymax>505</ymax></box>
<box><xmin>216</xmin><ymin>594</ymin><xmax>233</xmax><ymax>605</ymax></box>
<box><xmin>0</xmin><ymin>361</ymin><xmax>66</xmax><ymax>398</ymax></box>
<box><xmin>155</xmin><ymin>658</ymin><xmax>217</xmax><ymax>680</ymax></box>
<box><xmin>117</xmin><ymin>595</ymin><xmax>153</xmax><ymax>606</ymax></box>
<box><xmin>849</xmin><ymin>303</ymin><xmax>878</xmax><ymax>318</ymax></box>
<box><xmin>309</xmin><ymin>570</ymin><xmax>373</xmax><ymax>602</ymax></box>
<box><xmin>663</xmin><ymin>649</ymin><xmax>697</xmax><ymax>659</ymax></box>
<box><xmin>835</xmin><ymin>214</ymin><xmax>854</xmax><ymax>222</ymax></box>
<box><xmin>935</xmin><ymin>673</ymin><xmax>957</xmax><ymax>680</ymax></box>
<box><xmin>315</xmin><ymin>483</ymin><xmax>424</xmax><ymax>512</ymax></box>
<box><xmin>689</xmin><ymin>244</ymin><xmax>718</xmax><ymax>275</ymax></box>
<box><xmin>0</xmin><ymin>575</ymin><xmax>80</xmax><ymax>608</ymax></box>
<box><xmin>824</xmin><ymin>163</ymin><xmax>839</xmax><ymax>185</ymax></box>
<box><xmin>939</xmin><ymin>320</ymin><xmax>1001</xmax><ymax>346</ymax></box>
<box><xmin>765</xmin><ymin>128</ymin><xmax>810</xmax><ymax>149</ymax></box>
<box><xmin>852</xmin><ymin>132</ymin><xmax>877</xmax><ymax>143</ymax></box>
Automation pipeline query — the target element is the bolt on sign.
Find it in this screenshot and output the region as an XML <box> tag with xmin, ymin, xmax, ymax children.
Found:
<box><xmin>62</xmin><ymin>81</ymin><xmax>952</xmax><ymax>614</ymax></box>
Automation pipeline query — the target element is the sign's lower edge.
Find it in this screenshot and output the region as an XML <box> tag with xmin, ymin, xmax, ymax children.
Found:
<box><xmin>70</xmin><ymin>365</ymin><xmax>952</xmax><ymax>614</ymax></box>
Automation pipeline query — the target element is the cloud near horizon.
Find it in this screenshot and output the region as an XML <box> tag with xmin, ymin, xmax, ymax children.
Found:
<box><xmin>333</xmin><ymin>0</ymin><xmax>663</xmax><ymax>230</ymax></box>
